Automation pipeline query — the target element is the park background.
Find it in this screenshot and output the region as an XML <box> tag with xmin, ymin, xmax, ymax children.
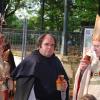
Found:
<box><xmin>0</xmin><ymin>0</ymin><xmax>99</xmax><ymax>98</ymax></box>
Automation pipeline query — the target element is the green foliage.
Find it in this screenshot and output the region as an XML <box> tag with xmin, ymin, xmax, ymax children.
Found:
<box><xmin>5</xmin><ymin>0</ymin><xmax>100</xmax><ymax>32</ymax></box>
<box><xmin>4</xmin><ymin>0</ymin><xmax>24</xmax><ymax>18</ymax></box>
<box><xmin>6</xmin><ymin>15</ymin><xmax>22</xmax><ymax>28</ymax></box>
<box><xmin>68</xmin><ymin>0</ymin><xmax>98</xmax><ymax>31</ymax></box>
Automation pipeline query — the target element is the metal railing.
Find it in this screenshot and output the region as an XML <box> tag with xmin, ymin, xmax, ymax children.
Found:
<box><xmin>2</xmin><ymin>28</ymin><xmax>82</xmax><ymax>57</ymax></box>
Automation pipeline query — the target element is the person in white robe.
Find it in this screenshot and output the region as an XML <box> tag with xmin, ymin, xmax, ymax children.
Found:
<box><xmin>73</xmin><ymin>29</ymin><xmax>100</xmax><ymax>100</ymax></box>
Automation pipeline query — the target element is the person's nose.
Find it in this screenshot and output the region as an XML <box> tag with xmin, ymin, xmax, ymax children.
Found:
<box><xmin>47</xmin><ymin>45</ymin><xmax>52</xmax><ymax>49</ymax></box>
<box><xmin>93</xmin><ymin>46</ymin><xmax>97</xmax><ymax>52</ymax></box>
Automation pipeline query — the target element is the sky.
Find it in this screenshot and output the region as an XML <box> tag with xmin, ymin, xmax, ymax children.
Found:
<box><xmin>15</xmin><ymin>1</ymin><xmax>40</xmax><ymax>19</ymax></box>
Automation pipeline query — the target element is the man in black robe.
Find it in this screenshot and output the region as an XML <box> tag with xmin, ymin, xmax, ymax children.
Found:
<box><xmin>12</xmin><ymin>34</ymin><xmax>69</xmax><ymax>100</ymax></box>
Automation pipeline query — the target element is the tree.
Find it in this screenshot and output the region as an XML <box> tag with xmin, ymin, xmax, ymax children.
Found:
<box><xmin>0</xmin><ymin>0</ymin><xmax>29</xmax><ymax>19</ymax></box>
<box><xmin>68</xmin><ymin>0</ymin><xmax>98</xmax><ymax>31</ymax></box>
<box><xmin>2</xmin><ymin>0</ymin><xmax>99</xmax><ymax>32</ymax></box>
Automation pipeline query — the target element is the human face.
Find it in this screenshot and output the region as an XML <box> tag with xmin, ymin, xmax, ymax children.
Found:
<box><xmin>39</xmin><ymin>35</ymin><xmax>55</xmax><ymax>57</ymax></box>
<box><xmin>93</xmin><ymin>40</ymin><xmax>100</xmax><ymax>57</ymax></box>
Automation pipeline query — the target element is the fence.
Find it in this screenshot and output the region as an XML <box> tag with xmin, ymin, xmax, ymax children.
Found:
<box><xmin>2</xmin><ymin>28</ymin><xmax>82</xmax><ymax>57</ymax></box>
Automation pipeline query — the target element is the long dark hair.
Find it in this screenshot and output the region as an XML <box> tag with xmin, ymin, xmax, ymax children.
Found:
<box><xmin>3</xmin><ymin>41</ymin><xmax>11</xmax><ymax>52</ymax></box>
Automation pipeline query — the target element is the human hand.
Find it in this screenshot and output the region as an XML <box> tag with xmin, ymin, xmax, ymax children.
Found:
<box><xmin>79</xmin><ymin>59</ymin><xmax>89</xmax><ymax>70</ymax></box>
<box><xmin>61</xmin><ymin>79</ymin><xmax>68</xmax><ymax>92</ymax></box>
<box><xmin>56</xmin><ymin>75</ymin><xmax>68</xmax><ymax>92</ymax></box>
<box><xmin>79</xmin><ymin>55</ymin><xmax>91</xmax><ymax>71</ymax></box>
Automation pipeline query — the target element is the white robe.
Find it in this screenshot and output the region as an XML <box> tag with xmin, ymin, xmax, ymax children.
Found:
<box><xmin>73</xmin><ymin>50</ymin><xmax>100</xmax><ymax>100</ymax></box>
<box><xmin>28</xmin><ymin>85</ymin><xmax>36</xmax><ymax>100</ymax></box>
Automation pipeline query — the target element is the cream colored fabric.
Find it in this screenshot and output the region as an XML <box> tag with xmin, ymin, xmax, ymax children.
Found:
<box><xmin>88</xmin><ymin>61</ymin><xmax>100</xmax><ymax>100</ymax></box>
<box><xmin>0</xmin><ymin>59</ymin><xmax>10</xmax><ymax>91</ymax></box>
<box><xmin>73</xmin><ymin>65</ymin><xmax>91</xmax><ymax>100</ymax></box>
<box><xmin>94</xmin><ymin>15</ymin><xmax>100</xmax><ymax>31</ymax></box>
<box><xmin>0</xmin><ymin>60</ymin><xmax>10</xmax><ymax>79</ymax></box>
<box><xmin>73</xmin><ymin>50</ymin><xmax>99</xmax><ymax>100</ymax></box>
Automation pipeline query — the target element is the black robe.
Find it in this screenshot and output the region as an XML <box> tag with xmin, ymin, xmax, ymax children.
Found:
<box><xmin>8</xmin><ymin>50</ymin><xmax>16</xmax><ymax>74</ymax></box>
<box><xmin>12</xmin><ymin>50</ymin><xmax>69</xmax><ymax>100</ymax></box>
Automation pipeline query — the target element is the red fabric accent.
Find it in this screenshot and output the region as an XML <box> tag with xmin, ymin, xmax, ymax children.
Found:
<box><xmin>3</xmin><ymin>90</ymin><xmax>8</xmax><ymax>100</ymax></box>
<box><xmin>76</xmin><ymin>73</ymin><xmax>81</xmax><ymax>100</ymax></box>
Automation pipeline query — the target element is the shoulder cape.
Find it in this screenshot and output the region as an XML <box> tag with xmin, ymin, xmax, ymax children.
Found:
<box><xmin>12</xmin><ymin>51</ymin><xmax>39</xmax><ymax>79</ymax></box>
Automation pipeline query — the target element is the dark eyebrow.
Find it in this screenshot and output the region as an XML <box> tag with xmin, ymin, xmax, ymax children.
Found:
<box><xmin>43</xmin><ymin>43</ymin><xmax>55</xmax><ymax>46</ymax></box>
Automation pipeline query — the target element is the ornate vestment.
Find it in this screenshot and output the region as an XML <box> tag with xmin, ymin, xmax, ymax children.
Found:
<box><xmin>73</xmin><ymin>50</ymin><xmax>100</xmax><ymax>100</ymax></box>
<box><xmin>0</xmin><ymin>59</ymin><xmax>10</xmax><ymax>91</ymax></box>
<box><xmin>0</xmin><ymin>49</ymin><xmax>14</xmax><ymax>100</ymax></box>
